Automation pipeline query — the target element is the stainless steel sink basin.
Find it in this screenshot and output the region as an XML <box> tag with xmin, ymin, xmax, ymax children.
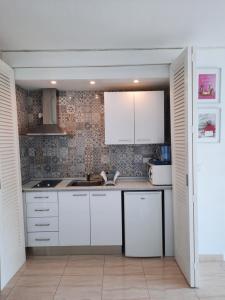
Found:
<box><xmin>67</xmin><ymin>180</ymin><xmax>104</xmax><ymax>187</ymax></box>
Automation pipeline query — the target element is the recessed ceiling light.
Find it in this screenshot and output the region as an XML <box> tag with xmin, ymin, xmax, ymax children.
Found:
<box><xmin>51</xmin><ymin>80</ymin><xmax>57</xmax><ymax>85</ymax></box>
<box><xmin>90</xmin><ymin>81</ymin><xmax>96</xmax><ymax>85</ymax></box>
<box><xmin>133</xmin><ymin>79</ymin><xmax>139</xmax><ymax>84</ymax></box>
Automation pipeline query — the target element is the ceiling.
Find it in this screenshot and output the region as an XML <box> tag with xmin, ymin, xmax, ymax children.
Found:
<box><xmin>16</xmin><ymin>78</ymin><xmax>169</xmax><ymax>91</ymax></box>
<box><xmin>0</xmin><ymin>0</ymin><xmax>225</xmax><ymax>51</ymax></box>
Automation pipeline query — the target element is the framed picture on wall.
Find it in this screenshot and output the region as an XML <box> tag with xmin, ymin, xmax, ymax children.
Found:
<box><xmin>198</xmin><ymin>108</ymin><xmax>220</xmax><ymax>143</ymax></box>
<box><xmin>197</xmin><ymin>68</ymin><xmax>221</xmax><ymax>103</ymax></box>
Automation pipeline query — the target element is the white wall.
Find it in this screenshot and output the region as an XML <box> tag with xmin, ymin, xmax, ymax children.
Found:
<box><xmin>196</xmin><ymin>48</ymin><xmax>225</xmax><ymax>257</ymax></box>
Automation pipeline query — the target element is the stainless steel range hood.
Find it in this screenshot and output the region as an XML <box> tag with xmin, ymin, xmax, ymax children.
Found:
<box><xmin>27</xmin><ymin>89</ymin><xmax>68</xmax><ymax>136</ymax></box>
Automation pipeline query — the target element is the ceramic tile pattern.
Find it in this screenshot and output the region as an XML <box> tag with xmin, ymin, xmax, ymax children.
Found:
<box><xmin>1</xmin><ymin>255</ymin><xmax>221</xmax><ymax>300</ymax></box>
<box><xmin>16</xmin><ymin>88</ymin><xmax>170</xmax><ymax>182</ymax></box>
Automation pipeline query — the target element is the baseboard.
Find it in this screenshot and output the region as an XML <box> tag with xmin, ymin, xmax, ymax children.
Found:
<box><xmin>199</xmin><ymin>254</ymin><xmax>224</xmax><ymax>262</ymax></box>
<box><xmin>26</xmin><ymin>246</ymin><xmax>122</xmax><ymax>256</ymax></box>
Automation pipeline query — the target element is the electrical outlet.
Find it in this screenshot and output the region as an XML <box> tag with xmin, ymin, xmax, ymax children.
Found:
<box><xmin>142</xmin><ymin>157</ymin><xmax>150</xmax><ymax>164</ymax></box>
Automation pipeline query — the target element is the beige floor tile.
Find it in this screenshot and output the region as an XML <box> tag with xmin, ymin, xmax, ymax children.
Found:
<box><xmin>102</xmin><ymin>288</ymin><xmax>150</xmax><ymax>300</ymax></box>
<box><xmin>7</xmin><ymin>286</ymin><xmax>56</xmax><ymax>300</ymax></box>
<box><xmin>54</xmin><ymin>286</ymin><xmax>101</xmax><ymax>300</ymax></box>
<box><xmin>146</xmin><ymin>277</ymin><xmax>188</xmax><ymax>290</ymax></box>
<box><xmin>104</xmin><ymin>255</ymin><xmax>143</xmax><ymax>276</ymax></box>
<box><xmin>64</xmin><ymin>264</ymin><xmax>104</xmax><ymax>276</ymax></box>
<box><xmin>0</xmin><ymin>290</ymin><xmax>10</xmax><ymax>300</ymax></box>
<box><xmin>105</xmin><ymin>255</ymin><xmax>143</xmax><ymax>266</ymax></box>
<box><xmin>102</xmin><ymin>287</ymin><xmax>149</xmax><ymax>300</ymax></box>
<box><xmin>22</xmin><ymin>262</ymin><xmax>66</xmax><ymax>276</ymax></box>
<box><xmin>149</xmin><ymin>288</ymin><xmax>198</xmax><ymax>300</ymax></box>
<box><xmin>27</xmin><ymin>255</ymin><xmax>68</xmax><ymax>261</ymax></box>
<box><xmin>0</xmin><ymin>268</ymin><xmax>22</xmax><ymax>299</ymax></box>
<box><xmin>104</xmin><ymin>264</ymin><xmax>144</xmax><ymax>276</ymax></box>
<box><xmin>199</xmin><ymin>262</ymin><xmax>224</xmax><ymax>277</ymax></box>
<box><xmin>143</xmin><ymin>265</ymin><xmax>183</xmax><ymax>279</ymax></box>
<box><xmin>69</xmin><ymin>255</ymin><xmax>104</xmax><ymax>262</ymax></box>
<box><xmin>103</xmin><ymin>275</ymin><xmax>147</xmax><ymax>289</ymax></box>
<box><xmin>198</xmin><ymin>297</ymin><xmax>225</xmax><ymax>300</ymax></box>
<box><xmin>60</xmin><ymin>275</ymin><xmax>102</xmax><ymax>287</ymax></box>
<box><xmin>142</xmin><ymin>258</ymin><xmax>176</xmax><ymax>268</ymax></box>
<box><xmin>196</xmin><ymin>284</ymin><xmax>225</xmax><ymax>298</ymax></box>
<box><xmin>67</xmin><ymin>255</ymin><xmax>104</xmax><ymax>267</ymax></box>
<box><xmin>16</xmin><ymin>275</ymin><xmax>61</xmax><ymax>287</ymax></box>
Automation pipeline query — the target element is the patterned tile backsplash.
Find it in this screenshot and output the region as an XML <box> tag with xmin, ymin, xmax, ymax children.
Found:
<box><xmin>16</xmin><ymin>87</ymin><xmax>170</xmax><ymax>182</ymax></box>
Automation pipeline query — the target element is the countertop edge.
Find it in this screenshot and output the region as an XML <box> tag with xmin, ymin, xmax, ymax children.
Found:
<box><xmin>22</xmin><ymin>178</ymin><xmax>172</xmax><ymax>192</ymax></box>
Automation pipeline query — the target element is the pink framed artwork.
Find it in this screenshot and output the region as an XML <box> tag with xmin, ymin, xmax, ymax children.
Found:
<box><xmin>198</xmin><ymin>108</ymin><xmax>220</xmax><ymax>143</ymax></box>
<box><xmin>197</xmin><ymin>68</ymin><xmax>220</xmax><ymax>103</ymax></box>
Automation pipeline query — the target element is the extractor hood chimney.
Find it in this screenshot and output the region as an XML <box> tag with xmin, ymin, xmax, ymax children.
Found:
<box><xmin>26</xmin><ymin>89</ymin><xmax>68</xmax><ymax>136</ymax></box>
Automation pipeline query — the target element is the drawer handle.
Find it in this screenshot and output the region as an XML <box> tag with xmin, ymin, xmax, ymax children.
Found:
<box><xmin>140</xmin><ymin>197</ymin><xmax>146</xmax><ymax>200</ymax></box>
<box><xmin>34</xmin><ymin>209</ymin><xmax>50</xmax><ymax>212</ymax></box>
<box><xmin>92</xmin><ymin>194</ymin><xmax>106</xmax><ymax>197</ymax></box>
<box><xmin>34</xmin><ymin>196</ymin><xmax>49</xmax><ymax>199</ymax></box>
<box><xmin>35</xmin><ymin>238</ymin><xmax>50</xmax><ymax>241</ymax></box>
<box><xmin>35</xmin><ymin>223</ymin><xmax>50</xmax><ymax>227</ymax></box>
<box><xmin>73</xmin><ymin>194</ymin><xmax>87</xmax><ymax>197</ymax></box>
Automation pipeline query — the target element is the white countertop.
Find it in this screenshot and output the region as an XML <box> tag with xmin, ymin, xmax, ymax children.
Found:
<box><xmin>22</xmin><ymin>177</ymin><xmax>172</xmax><ymax>192</ymax></box>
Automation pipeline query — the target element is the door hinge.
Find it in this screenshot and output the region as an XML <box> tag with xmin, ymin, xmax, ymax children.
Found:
<box><xmin>186</xmin><ymin>174</ymin><xmax>189</xmax><ymax>187</ymax></box>
<box><xmin>192</xmin><ymin>194</ymin><xmax>197</xmax><ymax>204</ymax></box>
<box><xmin>192</xmin><ymin>50</ymin><xmax>196</xmax><ymax>62</ymax></box>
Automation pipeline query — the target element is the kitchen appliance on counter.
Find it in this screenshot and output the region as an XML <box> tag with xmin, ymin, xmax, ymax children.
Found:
<box><xmin>147</xmin><ymin>162</ymin><xmax>172</xmax><ymax>186</ymax></box>
<box><xmin>146</xmin><ymin>144</ymin><xmax>172</xmax><ymax>186</ymax></box>
<box><xmin>32</xmin><ymin>179</ymin><xmax>62</xmax><ymax>188</ymax></box>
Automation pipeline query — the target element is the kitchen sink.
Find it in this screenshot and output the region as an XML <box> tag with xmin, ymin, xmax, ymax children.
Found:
<box><xmin>67</xmin><ymin>180</ymin><xmax>104</xmax><ymax>187</ymax></box>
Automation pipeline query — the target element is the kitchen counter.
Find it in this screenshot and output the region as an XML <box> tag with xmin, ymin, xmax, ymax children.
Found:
<box><xmin>22</xmin><ymin>177</ymin><xmax>172</xmax><ymax>192</ymax></box>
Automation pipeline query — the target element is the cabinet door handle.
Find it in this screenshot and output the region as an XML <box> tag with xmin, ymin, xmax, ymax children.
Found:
<box><xmin>72</xmin><ymin>194</ymin><xmax>88</xmax><ymax>197</ymax></box>
<box><xmin>35</xmin><ymin>223</ymin><xmax>50</xmax><ymax>227</ymax></box>
<box><xmin>92</xmin><ymin>194</ymin><xmax>106</xmax><ymax>197</ymax></box>
<box><xmin>118</xmin><ymin>139</ymin><xmax>131</xmax><ymax>142</ymax></box>
<box><xmin>137</xmin><ymin>139</ymin><xmax>151</xmax><ymax>142</ymax></box>
<box><xmin>34</xmin><ymin>209</ymin><xmax>50</xmax><ymax>212</ymax></box>
<box><xmin>35</xmin><ymin>238</ymin><xmax>50</xmax><ymax>241</ymax></box>
<box><xmin>34</xmin><ymin>196</ymin><xmax>49</xmax><ymax>199</ymax></box>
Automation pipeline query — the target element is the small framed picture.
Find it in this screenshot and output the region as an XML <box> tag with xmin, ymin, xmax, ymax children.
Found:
<box><xmin>198</xmin><ymin>108</ymin><xmax>220</xmax><ymax>143</ymax></box>
<box><xmin>197</xmin><ymin>68</ymin><xmax>221</xmax><ymax>103</ymax></box>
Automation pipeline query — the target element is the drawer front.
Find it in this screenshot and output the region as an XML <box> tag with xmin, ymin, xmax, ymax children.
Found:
<box><xmin>27</xmin><ymin>232</ymin><xmax>58</xmax><ymax>247</ymax></box>
<box><xmin>26</xmin><ymin>192</ymin><xmax>58</xmax><ymax>203</ymax></box>
<box><xmin>26</xmin><ymin>203</ymin><xmax>58</xmax><ymax>218</ymax></box>
<box><xmin>27</xmin><ymin>217</ymin><xmax>58</xmax><ymax>233</ymax></box>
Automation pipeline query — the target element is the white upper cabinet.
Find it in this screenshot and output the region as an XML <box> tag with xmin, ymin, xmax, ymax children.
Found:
<box><xmin>135</xmin><ymin>91</ymin><xmax>164</xmax><ymax>144</ymax></box>
<box><xmin>104</xmin><ymin>92</ymin><xmax>135</xmax><ymax>144</ymax></box>
<box><xmin>104</xmin><ymin>91</ymin><xmax>164</xmax><ymax>145</ymax></box>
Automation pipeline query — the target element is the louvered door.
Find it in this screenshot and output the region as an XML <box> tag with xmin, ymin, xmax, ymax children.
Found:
<box><xmin>0</xmin><ymin>60</ymin><xmax>25</xmax><ymax>289</ymax></box>
<box><xmin>170</xmin><ymin>48</ymin><xmax>198</xmax><ymax>287</ymax></box>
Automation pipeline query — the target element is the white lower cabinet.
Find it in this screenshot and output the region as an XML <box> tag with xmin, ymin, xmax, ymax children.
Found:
<box><xmin>25</xmin><ymin>192</ymin><xmax>59</xmax><ymax>247</ymax></box>
<box><xmin>58</xmin><ymin>192</ymin><xmax>90</xmax><ymax>246</ymax></box>
<box><xmin>90</xmin><ymin>191</ymin><xmax>122</xmax><ymax>245</ymax></box>
<box><xmin>24</xmin><ymin>189</ymin><xmax>172</xmax><ymax>252</ymax></box>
